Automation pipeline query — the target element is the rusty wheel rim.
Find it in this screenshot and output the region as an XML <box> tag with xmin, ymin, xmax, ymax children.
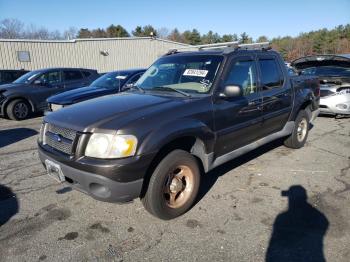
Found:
<box><xmin>163</xmin><ymin>165</ymin><xmax>195</xmax><ymax>209</ymax></box>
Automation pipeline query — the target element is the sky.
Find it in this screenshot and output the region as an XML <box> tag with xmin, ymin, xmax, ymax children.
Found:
<box><xmin>0</xmin><ymin>0</ymin><xmax>349</xmax><ymax>39</ymax></box>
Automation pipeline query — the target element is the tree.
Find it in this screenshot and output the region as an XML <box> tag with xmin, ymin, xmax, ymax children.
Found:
<box><xmin>182</xmin><ymin>29</ymin><xmax>201</xmax><ymax>45</ymax></box>
<box><xmin>256</xmin><ymin>35</ymin><xmax>269</xmax><ymax>43</ymax></box>
<box><xmin>167</xmin><ymin>28</ymin><xmax>183</xmax><ymax>42</ymax></box>
<box><xmin>240</xmin><ymin>32</ymin><xmax>252</xmax><ymax>44</ymax></box>
<box><xmin>157</xmin><ymin>27</ymin><xmax>169</xmax><ymax>39</ymax></box>
<box><xmin>132</xmin><ymin>25</ymin><xmax>157</xmax><ymax>37</ymax></box>
<box><xmin>91</xmin><ymin>28</ymin><xmax>107</xmax><ymax>38</ymax></box>
<box><xmin>77</xmin><ymin>28</ymin><xmax>92</xmax><ymax>38</ymax></box>
<box><xmin>201</xmin><ymin>30</ymin><xmax>221</xmax><ymax>44</ymax></box>
<box><xmin>0</xmin><ymin>18</ymin><xmax>24</xmax><ymax>38</ymax></box>
<box><xmin>221</xmin><ymin>34</ymin><xmax>238</xmax><ymax>42</ymax></box>
<box><xmin>63</xmin><ymin>27</ymin><xmax>78</xmax><ymax>40</ymax></box>
<box><xmin>106</xmin><ymin>24</ymin><xmax>129</xmax><ymax>37</ymax></box>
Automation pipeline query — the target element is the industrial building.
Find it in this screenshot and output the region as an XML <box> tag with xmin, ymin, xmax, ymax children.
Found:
<box><xmin>0</xmin><ymin>37</ymin><xmax>189</xmax><ymax>72</ymax></box>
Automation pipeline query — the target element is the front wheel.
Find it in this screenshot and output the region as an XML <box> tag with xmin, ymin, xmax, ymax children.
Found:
<box><xmin>141</xmin><ymin>150</ymin><xmax>201</xmax><ymax>220</ymax></box>
<box><xmin>6</xmin><ymin>99</ymin><xmax>31</xmax><ymax>120</ymax></box>
<box><xmin>284</xmin><ymin>110</ymin><xmax>309</xmax><ymax>149</ymax></box>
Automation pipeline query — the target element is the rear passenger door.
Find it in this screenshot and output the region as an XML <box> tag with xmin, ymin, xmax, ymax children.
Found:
<box><xmin>257</xmin><ymin>55</ymin><xmax>292</xmax><ymax>136</ymax></box>
<box><xmin>62</xmin><ymin>70</ymin><xmax>86</xmax><ymax>90</ymax></box>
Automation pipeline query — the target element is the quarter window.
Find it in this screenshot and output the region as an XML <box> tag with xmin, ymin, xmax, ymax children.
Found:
<box><xmin>225</xmin><ymin>60</ymin><xmax>258</xmax><ymax>96</ymax></box>
<box><xmin>259</xmin><ymin>59</ymin><xmax>284</xmax><ymax>90</ymax></box>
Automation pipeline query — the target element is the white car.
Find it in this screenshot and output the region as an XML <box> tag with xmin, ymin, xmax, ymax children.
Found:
<box><xmin>292</xmin><ymin>54</ymin><xmax>350</xmax><ymax>116</ymax></box>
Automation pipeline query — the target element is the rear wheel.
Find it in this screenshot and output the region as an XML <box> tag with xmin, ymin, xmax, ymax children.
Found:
<box><xmin>6</xmin><ymin>99</ymin><xmax>31</xmax><ymax>120</ymax></box>
<box><xmin>141</xmin><ymin>150</ymin><xmax>200</xmax><ymax>220</ymax></box>
<box><xmin>284</xmin><ymin>110</ymin><xmax>309</xmax><ymax>149</ymax></box>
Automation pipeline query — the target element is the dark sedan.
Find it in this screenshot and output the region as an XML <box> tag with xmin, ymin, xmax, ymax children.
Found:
<box><xmin>0</xmin><ymin>68</ymin><xmax>99</xmax><ymax>120</ymax></box>
<box><xmin>47</xmin><ymin>69</ymin><xmax>146</xmax><ymax>112</ymax></box>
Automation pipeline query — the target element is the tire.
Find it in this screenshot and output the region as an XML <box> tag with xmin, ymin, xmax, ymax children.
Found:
<box><xmin>6</xmin><ymin>99</ymin><xmax>31</xmax><ymax>120</ymax></box>
<box><xmin>141</xmin><ymin>150</ymin><xmax>201</xmax><ymax>220</ymax></box>
<box><xmin>284</xmin><ymin>110</ymin><xmax>309</xmax><ymax>149</ymax></box>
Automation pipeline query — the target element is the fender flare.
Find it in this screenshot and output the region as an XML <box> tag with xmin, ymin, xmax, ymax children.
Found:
<box><xmin>2</xmin><ymin>96</ymin><xmax>36</xmax><ymax>113</ymax></box>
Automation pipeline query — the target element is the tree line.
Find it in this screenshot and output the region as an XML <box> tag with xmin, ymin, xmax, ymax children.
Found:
<box><xmin>1</xmin><ymin>18</ymin><xmax>349</xmax><ymax>61</ymax></box>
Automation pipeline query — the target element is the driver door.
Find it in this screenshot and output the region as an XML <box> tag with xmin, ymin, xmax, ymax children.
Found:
<box><xmin>213</xmin><ymin>56</ymin><xmax>263</xmax><ymax>157</ymax></box>
<box><xmin>32</xmin><ymin>70</ymin><xmax>63</xmax><ymax>111</ymax></box>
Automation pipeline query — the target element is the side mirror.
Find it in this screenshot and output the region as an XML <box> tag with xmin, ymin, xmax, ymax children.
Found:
<box><xmin>34</xmin><ymin>79</ymin><xmax>46</xmax><ymax>86</ymax></box>
<box><xmin>219</xmin><ymin>85</ymin><xmax>242</xmax><ymax>98</ymax></box>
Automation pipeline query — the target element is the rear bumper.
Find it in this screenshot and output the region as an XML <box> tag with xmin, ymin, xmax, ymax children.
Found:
<box><xmin>38</xmin><ymin>147</ymin><xmax>144</xmax><ymax>203</ymax></box>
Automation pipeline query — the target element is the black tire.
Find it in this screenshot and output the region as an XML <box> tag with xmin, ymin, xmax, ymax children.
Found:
<box><xmin>141</xmin><ymin>150</ymin><xmax>200</xmax><ymax>220</ymax></box>
<box><xmin>284</xmin><ymin>110</ymin><xmax>309</xmax><ymax>149</ymax></box>
<box><xmin>6</xmin><ymin>99</ymin><xmax>31</xmax><ymax>120</ymax></box>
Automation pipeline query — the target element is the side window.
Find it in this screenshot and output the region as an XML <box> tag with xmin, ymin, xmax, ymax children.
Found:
<box><xmin>3</xmin><ymin>72</ymin><xmax>16</xmax><ymax>82</ymax></box>
<box><xmin>258</xmin><ymin>58</ymin><xmax>284</xmax><ymax>90</ymax></box>
<box><xmin>225</xmin><ymin>60</ymin><xmax>258</xmax><ymax>96</ymax></box>
<box><xmin>37</xmin><ymin>71</ymin><xmax>61</xmax><ymax>85</ymax></box>
<box><xmin>63</xmin><ymin>70</ymin><xmax>84</xmax><ymax>81</ymax></box>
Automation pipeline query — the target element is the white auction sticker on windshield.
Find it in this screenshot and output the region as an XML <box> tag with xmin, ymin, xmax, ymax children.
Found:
<box><xmin>183</xmin><ymin>69</ymin><xmax>208</xmax><ymax>77</ymax></box>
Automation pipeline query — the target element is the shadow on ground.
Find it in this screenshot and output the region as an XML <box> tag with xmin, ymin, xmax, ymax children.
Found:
<box><xmin>0</xmin><ymin>128</ymin><xmax>38</xmax><ymax>148</ymax></box>
<box><xmin>266</xmin><ymin>185</ymin><xmax>329</xmax><ymax>262</ymax></box>
<box><xmin>0</xmin><ymin>184</ymin><xmax>19</xmax><ymax>227</ymax></box>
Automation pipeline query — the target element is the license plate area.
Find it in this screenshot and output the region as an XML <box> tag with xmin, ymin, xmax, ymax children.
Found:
<box><xmin>45</xmin><ymin>159</ymin><xmax>65</xmax><ymax>182</ymax></box>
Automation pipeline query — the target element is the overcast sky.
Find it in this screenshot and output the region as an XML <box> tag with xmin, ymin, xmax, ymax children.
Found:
<box><xmin>0</xmin><ymin>0</ymin><xmax>349</xmax><ymax>39</ymax></box>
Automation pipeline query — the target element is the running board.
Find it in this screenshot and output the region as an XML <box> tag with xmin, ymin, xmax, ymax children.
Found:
<box><xmin>208</xmin><ymin>121</ymin><xmax>294</xmax><ymax>170</ymax></box>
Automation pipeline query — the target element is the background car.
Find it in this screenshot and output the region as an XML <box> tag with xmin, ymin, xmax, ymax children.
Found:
<box><xmin>0</xmin><ymin>69</ymin><xmax>29</xmax><ymax>85</ymax></box>
<box><xmin>0</xmin><ymin>68</ymin><xmax>99</xmax><ymax>120</ymax></box>
<box><xmin>292</xmin><ymin>54</ymin><xmax>350</xmax><ymax>117</ymax></box>
<box><xmin>47</xmin><ymin>68</ymin><xmax>146</xmax><ymax>112</ymax></box>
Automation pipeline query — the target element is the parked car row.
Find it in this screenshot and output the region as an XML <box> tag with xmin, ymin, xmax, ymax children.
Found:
<box><xmin>0</xmin><ymin>67</ymin><xmax>145</xmax><ymax>120</ymax></box>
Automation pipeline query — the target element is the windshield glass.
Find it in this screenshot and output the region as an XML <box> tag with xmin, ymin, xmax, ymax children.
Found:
<box><xmin>136</xmin><ymin>55</ymin><xmax>223</xmax><ymax>94</ymax></box>
<box><xmin>301</xmin><ymin>66</ymin><xmax>350</xmax><ymax>77</ymax></box>
<box><xmin>91</xmin><ymin>72</ymin><xmax>128</xmax><ymax>89</ymax></box>
<box><xmin>13</xmin><ymin>70</ymin><xmax>42</xmax><ymax>84</ymax></box>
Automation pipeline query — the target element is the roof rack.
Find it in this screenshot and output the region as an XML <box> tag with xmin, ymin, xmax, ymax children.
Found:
<box><xmin>165</xmin><ymin>41</ymin><xmax>271</xmax><ymax>55</ymax></box>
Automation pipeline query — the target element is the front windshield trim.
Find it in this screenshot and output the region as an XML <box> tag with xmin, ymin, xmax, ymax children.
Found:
<box><xmin>135</xmin><ymin>54</ymin><xmax>224</xmax><ymax>95</ymax></box>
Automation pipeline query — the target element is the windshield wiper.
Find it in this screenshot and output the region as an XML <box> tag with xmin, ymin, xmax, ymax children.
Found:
<box><xmin>153</xmin><ymin>86</ymin><xmax>191</xmax><ymax>97</ymax></box>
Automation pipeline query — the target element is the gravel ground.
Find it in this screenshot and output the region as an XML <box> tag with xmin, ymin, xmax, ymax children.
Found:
<box><xmin>0</xmin><ymin>115</ymin><xmax>349</xmax><ymax>262</ymax></box>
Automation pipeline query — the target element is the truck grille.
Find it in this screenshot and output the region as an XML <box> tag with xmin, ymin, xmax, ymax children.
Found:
<box><xmin>44</xmin><ymin>124</ymin><xmax>77</xmax><ymax>155</ymax></box>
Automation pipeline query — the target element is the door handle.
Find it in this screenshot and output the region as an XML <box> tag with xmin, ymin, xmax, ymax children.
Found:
<box><xmin>248</xmin><ymin>101</ymin><xmax>257</xmax><ymax>106</ymax></box>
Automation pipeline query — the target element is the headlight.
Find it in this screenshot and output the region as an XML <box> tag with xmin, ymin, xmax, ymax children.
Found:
<box><xmin>85</xmin><ymin>134</ymin><xmax>138</xmax><ymax>159</ymax></box>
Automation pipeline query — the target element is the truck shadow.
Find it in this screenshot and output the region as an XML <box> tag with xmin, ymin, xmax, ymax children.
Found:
<box><xmin>0</xmin><ymin>184</ymin><xmax>19</xmax><ymax>227</ymax></box>
<box><xmin>196</xmin><ymin>138</ymin><xmax>285</xmax><ymax>203</ymax></box>
<box><xmin>266</xmin><ymin>185</ymin><xmax>329</xmax><ymax>262</ymax></box>
<box><xmin>0</xmin><ymin>128</ymin><xmax>38</xmax><ymax>148</ymax></box>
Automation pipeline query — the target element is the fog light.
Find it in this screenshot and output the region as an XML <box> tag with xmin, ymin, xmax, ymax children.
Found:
<box><xmin>336</xmin><ymin>103</ymin><xmax>348</xmax><ymax>110</ymax></box>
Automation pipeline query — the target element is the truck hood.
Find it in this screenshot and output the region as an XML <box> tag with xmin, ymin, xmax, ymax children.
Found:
<box><xmin>44</xmin><ymin>92</ymin><xmax>185</xmax><ymax>132</ymax></box>
<box><xmin>47</xmin><ymin>85</ymin><xmax>113</xmax><ymax>105</ymax></box>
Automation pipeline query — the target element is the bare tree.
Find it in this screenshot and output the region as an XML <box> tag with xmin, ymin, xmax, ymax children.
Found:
<box><xmin>157</xmin><ymin>27</ymin><xmax>169</xmax><ymax>39</ymax></box>
<box><xmin>0</xmin><ymin>18</ymin><xmax>24</xmax><ymax>38</ymax></box>
<box><xmin>63</xmin><ymin>27</ymin><xmax>78</xmax><ymax>40</ymax></box>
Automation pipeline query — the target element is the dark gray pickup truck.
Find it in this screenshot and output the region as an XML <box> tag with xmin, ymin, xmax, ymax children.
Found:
<box><xmin>38</xmin><ymin>43</ymin><xmax>320</xmax><ymax>219</ymax></box>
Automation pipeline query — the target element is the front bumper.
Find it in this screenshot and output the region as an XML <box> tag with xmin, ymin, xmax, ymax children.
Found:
<box><xmin>38</xmin><ymin>146</ymin><xmax>154</xmax><ymax>203</ymax></box>
<box><xmin>319</xmin><ymin>93</ymin><xmax>350</xmax><ymax>115</ymax></box>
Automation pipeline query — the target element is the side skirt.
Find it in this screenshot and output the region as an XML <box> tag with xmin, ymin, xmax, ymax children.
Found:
<box><xmin>207</xmin><ymin>121</ymin><xmax>294</xmax><ymax>171</ymax></box>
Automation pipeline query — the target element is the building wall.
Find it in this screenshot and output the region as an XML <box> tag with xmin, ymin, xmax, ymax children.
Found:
<box><xmin>0</xmin><ymin>37</ymin><xmax>189</xmax><ymax>72</ymax></box>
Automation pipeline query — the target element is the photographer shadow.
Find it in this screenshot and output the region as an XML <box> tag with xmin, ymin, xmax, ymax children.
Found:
<box><xmin>266</xmin><ymin>185</ymin><xmax>329</xmax><ymax>262</ymax></box>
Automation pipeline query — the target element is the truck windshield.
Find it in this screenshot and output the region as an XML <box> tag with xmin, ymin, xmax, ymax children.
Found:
<box><xmin>13</xmin><ymin>70</ymin><xmax>42</xmax><ymax>84</ymax></box>
<box><xmin>136</xmin><ymin>55</ymin><xmax>223</xmax><ymax>94</ymax></box>
<box><xmin>301</xmin><ymin>66</ymin><xmax>350</xmax><ymax>77</ymax></box>
<box><xmin>91</xmin><ymin>72</ymin><xmax>126</xmax><ymax>89</ymax></box>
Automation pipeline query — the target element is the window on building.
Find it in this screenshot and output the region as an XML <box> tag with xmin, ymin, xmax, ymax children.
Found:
<box><xmin>17</xmin><ymin>51</ymin><xmax>31</xmax><ymax>62</ymax></box>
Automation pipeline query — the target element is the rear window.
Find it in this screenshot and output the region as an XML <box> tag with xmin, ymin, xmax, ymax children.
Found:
<box><xmin>259</xmin><ymin>59</ymin><xmax>284</xmax><ymax>90</ymax></box>
<box><xmin>63</xmin><ymin>70</ymin><xmax>84</xmax><ymax>81</ymax></box>
<box><xmin>301</xmin><ymin>66</ymin><xmax>350</xmax><ymax>77</ymax></box>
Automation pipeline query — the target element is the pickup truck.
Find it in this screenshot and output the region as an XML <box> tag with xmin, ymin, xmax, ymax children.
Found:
<box><xmin>38</xmin><ymin>43</ymin><xmax>320</xmax><ymax>220</ymax></box>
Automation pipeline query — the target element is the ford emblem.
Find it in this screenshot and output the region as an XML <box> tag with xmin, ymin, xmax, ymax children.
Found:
<box><xmin>54</xmin><ymin>134</ymin><xmax>62</xmax><ymax>142</ymax></box>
